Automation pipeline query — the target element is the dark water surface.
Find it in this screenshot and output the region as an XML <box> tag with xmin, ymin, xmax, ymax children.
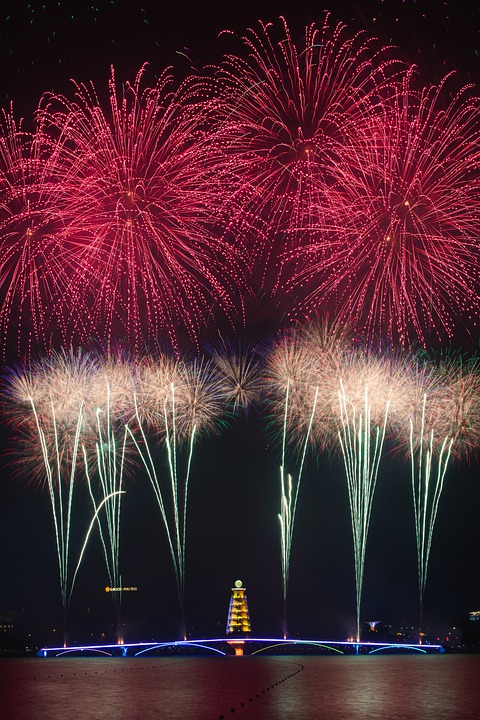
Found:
<box><xmin>1</xmin><ymin>654</ymin><xmax>479</xmax><ymax>720</ymax></box>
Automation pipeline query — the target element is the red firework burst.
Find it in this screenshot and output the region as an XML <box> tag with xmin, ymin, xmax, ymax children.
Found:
<box><xmin>0</xmin><ymin>107</ymin><xmax>87</xmax><ymax>361</ymax></box>
<box><xmin>34</xmin><ymin>64</ymin><xmax>248</xmax><ymax>355</ymax></box>
<box><xmin>286</xmin><ymin>66</ymin><xmax>480</xmax><ymax>347</ymax></box>
<box><xmin>204</xmin><ymin>13</ymin><xmax>403</xmax><ymax>292</ymax></box>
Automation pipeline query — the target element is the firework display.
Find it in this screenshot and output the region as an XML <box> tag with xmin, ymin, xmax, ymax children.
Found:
<box><xmin>0</xmin><ymin>109</ymin><xmax>79</xmax><ymax>361</ymax></box>
<box><xmin>265</xmin><ymin>323</ymin><xmax>413</xmax><ymax>642</ymax></box>
<box><xmin>2</xmin><ymin>350</ymin><xmax>131</xmax><ymax>643</ymax></box>
<box><xmin>263</xmin><ymin>321</ymin><xmax>480</xmax><ymax>641</ymax></box>
<box><xmin>392</xmin><ymin>351</ymin><xmax>480</xmax><ymax>635</ymax></box>
<box><xmin>0</xmin><ymin>15</ymin><xmax>479</xmax><ymax>359</ymax></box>
<box><xmin>1</xmin><ymin>65</ymin><xmax>249</xmax><ymax>361</ymax></box>
<box><xmin>288</xmin><ymin>66</ymin><xmax>480</xmax><ymax>346</ymax></box>
<box><xmin>1</xmin><ymin>10</ymin><xmax>480</xmax><ymax>643</ymax></box>
<box><xmin>200</xmin><ymin>14</ymin><xmax>404</xmax><ymax>291</ymax></box>
<box><xmin>126</xmin><ymin>352</ymin><xmax>233</xmax><ymax>639</ymax></box>
<box><xmin>2</xmin><ymin>328</ymin><xmax>480</xmax><ymax>640</ymax></box>
<box><xmin>2</xmin><ymin>348</ymin><xmax>240</xmax><ymax>638</ymax></box>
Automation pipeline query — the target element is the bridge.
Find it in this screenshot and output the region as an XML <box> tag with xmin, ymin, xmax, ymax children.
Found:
<box><xmin>37</xmin><ymin>637</ymin><xmax>445</xmax><ymax>658</ymax></box>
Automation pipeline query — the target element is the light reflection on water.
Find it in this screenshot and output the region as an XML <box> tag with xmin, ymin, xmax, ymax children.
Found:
<box><xmin>0</xmin><ymin>654</ymin><xmax>479</xmax><ymax>720</ymax></box>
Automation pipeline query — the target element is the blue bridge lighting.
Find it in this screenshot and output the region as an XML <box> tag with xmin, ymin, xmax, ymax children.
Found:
<box><xmin>37</xmin><ymin>637</ymin><xmax>445</xmax><ymax>658</ymax></box>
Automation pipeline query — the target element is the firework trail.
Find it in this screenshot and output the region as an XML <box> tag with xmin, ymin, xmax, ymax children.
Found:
<box><xmin>288</xmin><ymin>66</ymin><xmax>480</xmax><ymax>348</ymax></box>
<box><xmin>1</xmin><ymin>350</ymin><xmax>95</xmax><ymax>643</ymax></box>
<box><xmin>205</xmin><ymin>13</ymin><xmax>402</xmax><ymax>296</ymax></box>
<box><xmin>81</xmin><ymin>353</ymin><xmax>134</xmax><ymax>642</ymax></box>
<box><xmin>277</xmin><ymin>378</ymin><xmax>318</xmax><ymax>640</ymax></box>
<box><xmin>126</xmin><ymin>352</ymin><xmax>228</xmax><ymax>639</ymax></box>
<box><xmin>334</xmin><ymin>362</ymin><xmax>389</xmax><ymax>643</ymax></box>
<box><xmin>395</xmin><ymin>350</ymin><xmax>480</xmax><ymax>636</ymax></box>
<box><xmin>298</xmin><ymin>322</ymin><xmax>413</xmax><ymax>642</ymax></box>
<box><xmin>1</xmin><ymin>350</ymin><xmax>136</xmax><ymax>642</ymax></box>
<box><xmin>264</xmin><ymin>324</ymin><xmax>339</xmax><ymax>637</ymax></box>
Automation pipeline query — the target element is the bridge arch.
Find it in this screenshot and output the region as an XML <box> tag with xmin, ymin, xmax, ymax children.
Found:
<box><xmin>135</xmin><ymin>641</ymin><xmax>226</xmax><ymax>657</ymax></box>
<box><xmin>368</xmin><ymin>644</ymin><xmax>427</xmax><ymax>654</ymax></box>
<box><xmin>251</xmin><ymin>641</ymin><xmax>344</xmax><ymax>655</ymax></box>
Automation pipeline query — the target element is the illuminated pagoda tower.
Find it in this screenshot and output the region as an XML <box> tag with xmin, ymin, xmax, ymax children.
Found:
<box><xmin>226</xmin><ymin>580</ymin><xmax>251</xmax><ymax>654</ymax></box>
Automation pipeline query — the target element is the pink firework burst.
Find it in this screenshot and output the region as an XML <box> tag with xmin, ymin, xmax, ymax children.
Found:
<box><xmin>0</xmin><ymin>107</ymin><xmax>86</xmax><ymax>361</ymax></box>
<box><xmin>205</xmin><ymin>13</ymin><xmax>403</xmax><ymax>294</ymax></box>
<box><xmin>287</xmin><ymin>66</ymin><xmax>480</xmax><ymax>347</ymax></box>
<box><xmin>36</xmin><ymin>64</ymin><xmax>248</xmax><ymax>356</ymax></box>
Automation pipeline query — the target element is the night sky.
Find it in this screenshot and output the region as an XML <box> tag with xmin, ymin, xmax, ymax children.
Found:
<box><xmin>0</xmin><ymin>1</ymin><xmax>479</xmax><ymax>648</ymax></box>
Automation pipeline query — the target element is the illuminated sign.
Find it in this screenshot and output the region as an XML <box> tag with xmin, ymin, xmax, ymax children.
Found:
<box><xmin>105</xmin><ymin>586</ymin><xmax>138</xmax><ymax>592</ymax></box>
